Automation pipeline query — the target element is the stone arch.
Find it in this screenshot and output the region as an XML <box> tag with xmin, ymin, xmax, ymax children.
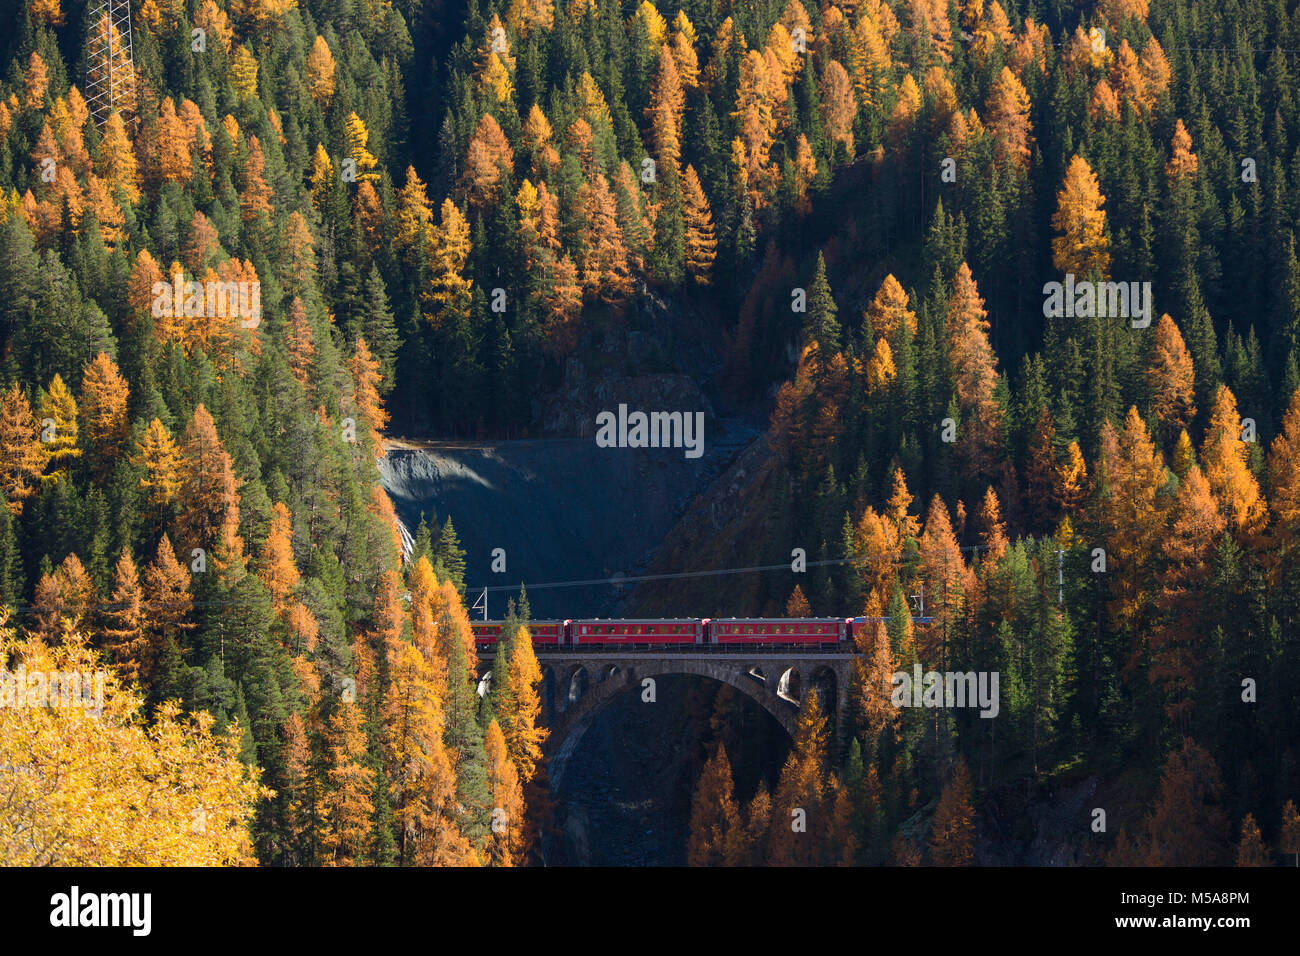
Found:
<box><xmin>808</xmin><ymin>665</ymin><xmax>838</xmax><ymax>717</ymax></box>
<box><xmin>776</xmin><ymin>666</ymin><xmax>801</xmax><ymax>704</ymax></box>
<box><xmin>547</xmin><ymin>659</ymin><xmax>803</xmax><ymax>791</ymax></box>
<box><xmin>562</xmin><ymin>665</ymin><xmax>590</xmax><ymax>708</ymax></box>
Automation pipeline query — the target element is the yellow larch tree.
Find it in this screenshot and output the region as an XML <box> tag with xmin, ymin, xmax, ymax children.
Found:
<box><xmin>485</xmin><ymin>719</ymin><xmax>525</xmax><ymax>866</ymax></box>
<box><xmin>630</xmin><ymin>0</ymin><xmax>668</xmax><ymax>52</ymax></box>
<box><xmin>305</xmin><ymin>36</ymin><xmax>337</xmax><ymax>104</ymax></box>
<box><xmin>425</xmin><ymin>198</ymin><xmax>473</xmax><ymax>319</ymax></box>
<box><xmin>230</xmin><ymin>45</ymin><xmax>260</xmax><ymax>99</ymax></box>
<box><xmin>1200</xmin><ymin>385</ymin><xmax>1267</xmax><ymax>536</ymax></box>
<box><xmin>867</xmin><ymin>274</ymin><xmax>916</xmax><ymax>348</ymax></box>
<box><xmin>343</xmin><ymin>112</ymin><xmax>380</xmax><ymax>185</ymax></box>
<box><xmin>309</xmin><ymin>144</ymin><xmax>334</xmax><ymax>209</ymax></box>
<box><xmin>134</xmin><ymin>418</ymin><xmax>183</xmax><ymax>508</ymax></box>
<box><xmin>37</xmin><ymin>374</ymin><xmax>81</xmax><ymax>484</ymax></box>
<box><xmin>849</xmin><ymin>8</ymin><xmax>891</xmax><ymax>111</ymax></box>
<box><xmin>522</xmin><ymin>103</ymin><xmax>559</xmax><ymax>177</ymax></box>
<box><xmin>97</xmin><ymin>111</ymin><xmax>140</xmax><ymax>204</ymax></box>
<box><xmin>395</xmin><ymin>165</ymin><xmax>434</xmax><ymax>263</ymax></box>
<box><xmin>671</xmin><ymin>12</ymin><xmax>700</xmax><ymax>88</ymax></box>
<box><xmin>1051</xmin><ymin>155</ymin><xmax>1110</xmax><ymax>277</ymax></box>
<box><xmin>1</xmin><ymin>622</ymin><xmax>267</xmax><ymax>865</ymax></box>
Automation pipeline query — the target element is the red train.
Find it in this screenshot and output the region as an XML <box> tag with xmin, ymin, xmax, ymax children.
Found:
<box><xmin>471</xmin><ymin>617</ymin><xmax>874</xmax><ymax>648</ymax></box>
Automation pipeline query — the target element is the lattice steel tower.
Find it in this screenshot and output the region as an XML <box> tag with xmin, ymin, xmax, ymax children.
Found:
<box><xmin>85</xmin><ymin>0</ymin><xmax>138</xmax><ymax>128</ymax></box>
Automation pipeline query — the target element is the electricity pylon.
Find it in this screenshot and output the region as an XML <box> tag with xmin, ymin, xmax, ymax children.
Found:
<box><xmin>85</xmin><ymin>0</ymin><xmax>138</xmax><ymax>129</ymax></box>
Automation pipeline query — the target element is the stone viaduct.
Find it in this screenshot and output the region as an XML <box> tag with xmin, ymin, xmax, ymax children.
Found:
<box><xmin>478</xmin><ymin>649</ymin><xmax>855</xmax><ymax>788</ymax></box>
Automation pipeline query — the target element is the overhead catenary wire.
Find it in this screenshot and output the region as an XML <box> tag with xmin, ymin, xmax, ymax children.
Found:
<box><xmin>0</xmin><ymin>511</ymin><xmax>1199</xmax><ymax>615</ymax></box>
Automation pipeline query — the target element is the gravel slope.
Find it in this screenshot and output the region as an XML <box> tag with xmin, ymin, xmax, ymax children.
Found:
<box><xmin>378</xmin><ymin>420</ymin><xmax>758</xmax><ymax>619</ymax></box>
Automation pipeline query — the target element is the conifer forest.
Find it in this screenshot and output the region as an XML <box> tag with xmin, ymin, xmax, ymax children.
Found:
<box><xmin>0</xmin><ymin>0</ymin><xmax>1299</xmax><ymax>878</ymax></box>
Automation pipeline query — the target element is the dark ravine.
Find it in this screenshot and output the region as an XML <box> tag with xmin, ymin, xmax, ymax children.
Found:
<box><xmin>543</xmin><ymin>675</ymin><xmax>790</xmax><ymax>866</ymax></box>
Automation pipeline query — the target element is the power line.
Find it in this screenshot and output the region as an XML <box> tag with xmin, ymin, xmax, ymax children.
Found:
<box><xmin>0</xmin><ymin>515</ymin><xmax>1191</xmax><ymax>616</ymax></box>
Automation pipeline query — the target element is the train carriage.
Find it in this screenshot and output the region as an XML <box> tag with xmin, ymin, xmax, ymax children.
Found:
<box><xmin>471</xmin><ymin>619</ymin><xmax>566</xmax><ymax>647</ymax></box>
<box><xmin>709</xmin><ymin>617</ymin><xmax>850</xmax><ymax>646</ymax></box>
<box><xmin>570</xmin><ymin>618</ymin><xmax>704</xmax><ymax>645</ymax></box>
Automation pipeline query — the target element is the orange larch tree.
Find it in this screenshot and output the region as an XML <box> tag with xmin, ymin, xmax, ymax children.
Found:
<box><xmin>918</xmin><ymin>494</ymin><xmax>967</xmax><ymax>668</ymax></box>
<box><xmin>687</xmin><ymin>744</ymin><xmax>745</xmax><ymax>866</ymax></box>
<box><xmin>0</xmin><ymin>385</ymin><xmax>46</xmax><ymax>515</ymax></box>
<box><xmin>1051</xmin><ymin>155</ymin><xmax>1110</xmax><ymax>277</ymax></box>
<box><xmin>820</xmin><ymin>59</ymin><xmax>857</xmax><ymax>159</ymax></box>
<box><xmin>484</xmin><ymin>719</ymin><xmax>525</xmax><ymax>866</ymax></box>
<box><xmin>984</xmin><ymin>66</ymin><xmax>1033</xmax><ymax>171</ymax></box>
<box><xmin>1094</xmin><ymin>407</ymin><xmax>1168</xmax><ymax>643</ymax></box>
<box><xmin>463</xmin><ymin>113</ymin><xmax>515</xmax><ymax>209</ymax></box>
<box><xmin>1150</xmin><ymin>465</ymin><xmax>1225</xmax><ymax>728</ymax></box>
<box><xmin>947</xmin><ymin>263</ymin><xmax>1003</xmax><ymax>478</ymax></box>
<box><xmin>682</xmin><ymin>164</ymin><xmax>716</xmax><ymax>284</ymax></box>
<box><xmin>1146</xmin><ymin>314</ymin><xmax>1196</xmax><ymax>443</ymax></box>
<box><xmin>100</xmin><ymin>548</ymin><xmax>147</xmax><ymax>683</ymax></box>
<box><xmin>649</xmin><ymin>45</ymin><xmax>684</xmax><ymax>175</ymax></box>
<box><xmin>78</xmin><ymin>352</ymin><xmax>129</xmax><ymax>469</ymax></box>
<box><xmin>929</xmin><ymin>757</ymin><xmax>975</xmax><ymax>865</ymax></box>
<box><xmin>143</xmin><ymin>533</ymin><xmax>195</xmax><ymax>659</ymax></box>
<box><xmin>1267</xmin><ymin>387</ymin><xmax>1300</xmax><ymax>545</ymax></box>
<box><xmin>349</xmin><ymin>336</ymin><xmax>389</xmax><ymax>453</ymax></box>
<box><xmin>1200</xmin><ymin>385</ymin><xmax>1266</xmax><ymax>537</ymax></box>
<box><xmin>175</xmin><ymin>404</ymin><xmax>242</xmax><ymax>559</ymax></box>
<box><xmin>319</xmin><ymin>700</ymin><xmax>375</xmax><ymax>866</ymax></box>
<box><xmin>240</xmin><ymin>135</ymin><xmax>275</xmax><ymax>224</ymax></box>
<box><xmin>867</xmin><ymin>274</ymin><xmax>916</xmax><ymax>350</ymax></box>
